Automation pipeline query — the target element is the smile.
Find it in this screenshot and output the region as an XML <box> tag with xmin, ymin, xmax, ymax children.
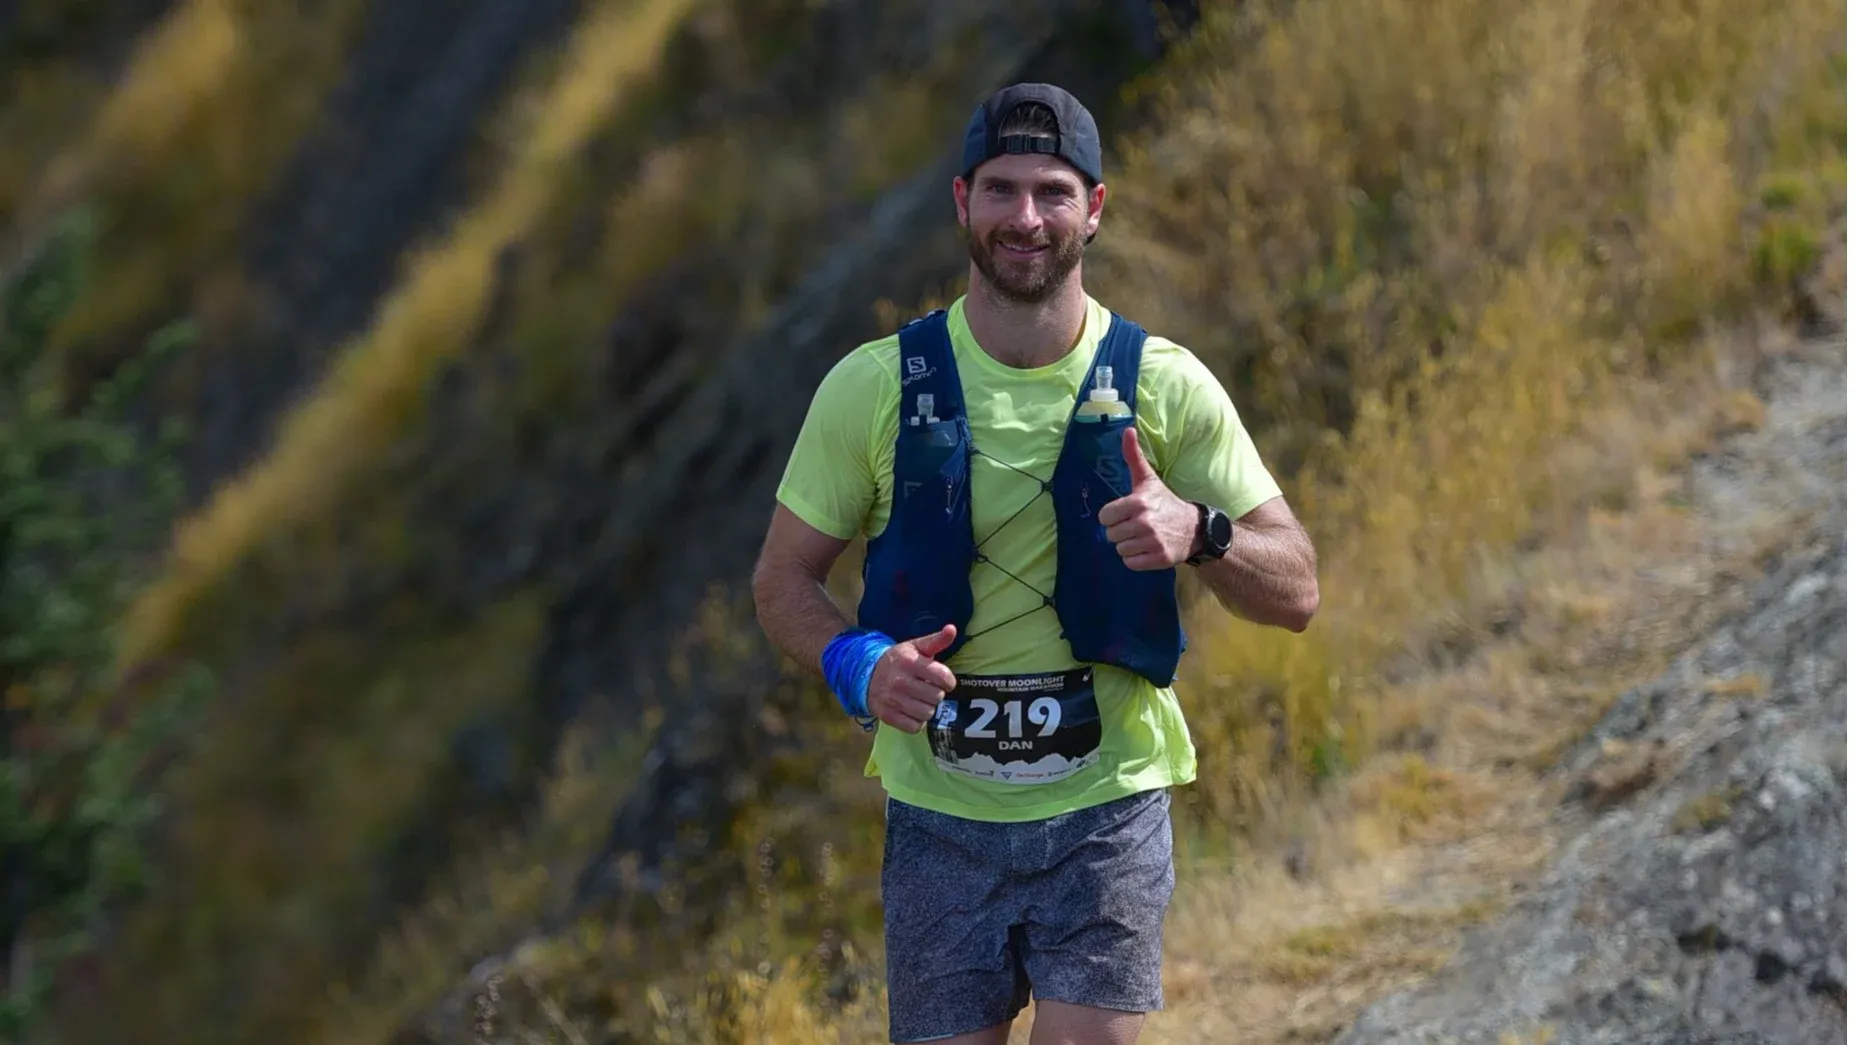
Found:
<box><xmin>998</xmin><ymin>242</ymin><xmax>1047</xmax><ymax>258</ymax></box>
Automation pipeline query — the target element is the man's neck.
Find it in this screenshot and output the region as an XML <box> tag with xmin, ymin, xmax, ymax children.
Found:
<box><xmin>963</xmin><ymin>271</ymin><xmax>1089</xmax><ymax>370</ymax></box>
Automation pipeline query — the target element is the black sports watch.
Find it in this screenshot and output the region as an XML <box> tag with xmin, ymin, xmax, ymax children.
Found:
<box><xmin>1186</xmin><ymin>502</ymin><xmax>1233</xmax><ymax>566</ymax></box>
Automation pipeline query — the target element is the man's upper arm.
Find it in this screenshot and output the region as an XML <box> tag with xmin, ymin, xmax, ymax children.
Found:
<box><xmin>759</xmin><ymin>502</ymin><xmax>852</xmax><ymax>583</ymax></box>
<box><xmin>1150</xmin><ymin>340</ymin><xmax>1284</xmax><ymax>521</ymax></box>
<box><xmin>774</xmin><ymin>347</ymin><xmax>884</xmax><ymax>541</ymax></box>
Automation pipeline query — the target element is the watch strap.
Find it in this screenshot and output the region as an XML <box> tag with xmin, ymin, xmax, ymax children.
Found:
<box><xmin>1187</xmin><ymin>501</ymin><xmax>1214</xmax><ymax>566</ymax></box>
<box><xmin>1188</xmin><ymin>501</ymin><xmax>1235</xmax><ymax>567</ymax></box>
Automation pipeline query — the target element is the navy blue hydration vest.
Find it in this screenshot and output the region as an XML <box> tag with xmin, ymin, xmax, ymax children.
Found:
<box><xmin>855</xmin><ymin>309</ymin><xmax>1187</xmax><ymax>688</ymax></box>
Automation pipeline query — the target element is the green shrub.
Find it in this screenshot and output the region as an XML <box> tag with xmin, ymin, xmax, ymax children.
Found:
<box><xmin>0</xmin><ymin>207</ymin><xmax>212</xmax><ymax>1038</ymax></box>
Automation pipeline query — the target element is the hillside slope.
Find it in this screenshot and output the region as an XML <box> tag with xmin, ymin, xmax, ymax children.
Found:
<box><xmin>0</xmin><ymin>0</ymin><xmax>1842</xmax><ymax>1042</ymax></box>
<box><xmin>1103</xmin><ymin>325</ymin><xmax>1847</xmax><ymax>1045</ymax></box>
<box><xmin>4</xmin><ymin>4</ymin><xmax>1198</xmax><ymax>1043</ymax></box>
<box><xmin>1338</xmin><ymin>332</ymin><xmax>1846</xmax><ymax>1044</ymax></box>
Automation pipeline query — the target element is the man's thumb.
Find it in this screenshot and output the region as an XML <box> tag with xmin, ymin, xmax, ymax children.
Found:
<box><xmin>911</xmin><ymin>623</ymin><xmax>958</xmax><ymax>657</ymax></box>
<box><xmin>1122</xmin><ymin>425</ymin><xmax>1157</xmax><ymax>483</ymax></box>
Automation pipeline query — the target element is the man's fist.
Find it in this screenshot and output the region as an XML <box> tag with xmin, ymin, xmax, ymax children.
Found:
<box><xmin>1098</xmin><ymin>426</ymin><xmax>1198</xmax><ymax>571</ymax></box>
<box><xmin>867</xmin><ymin>624</ymin><xmax>959</xmax><ymax>734</ymax></box>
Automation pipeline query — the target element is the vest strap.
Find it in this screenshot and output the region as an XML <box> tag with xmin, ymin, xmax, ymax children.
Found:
<box><xmin>896</xmin><ymin>311</ymin><xmax>964</xmax><ymax>425</ymax></box>
<box><xmin>1084</xmin><ymin>314</ymin><xmax>1147</xmax><ymax>412</ymax></box>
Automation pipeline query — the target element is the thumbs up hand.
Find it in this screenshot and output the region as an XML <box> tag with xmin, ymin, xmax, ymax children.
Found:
<box><xmin>1098</xmin><ymin>426</ymin><xmax>1199</xmax><ymax>571</ymax></box>
<box><xmin>867</xmin><ymin>624</ymin><xmax>960</xmax><ymax>734</ymax></box>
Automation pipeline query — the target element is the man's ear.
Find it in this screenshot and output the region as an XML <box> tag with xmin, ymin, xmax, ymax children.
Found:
<box><xmin>1087</xmin><ymin>180</ymin><xmax>1107</xmax><ymax>238</ymax></box>
<box><xmin>952</xmin><ymin>176</ymin><xmax>971</xmax><ymax>228</ymax></box>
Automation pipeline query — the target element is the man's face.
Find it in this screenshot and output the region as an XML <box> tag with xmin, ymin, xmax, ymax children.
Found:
<box><xmin>955</xmin><ymin>152</ymin><xmax>1105</xmax><ymax>304</ymax></box>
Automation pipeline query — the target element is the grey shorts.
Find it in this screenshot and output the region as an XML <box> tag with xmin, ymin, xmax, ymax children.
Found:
<box><xmin>880</xmin><ymin>787</ymin><xmax>1176</xmax><ymax>1043</ymax></box>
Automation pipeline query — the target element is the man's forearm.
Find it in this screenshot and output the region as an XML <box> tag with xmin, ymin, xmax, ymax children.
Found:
<box><xmin>752</xmin><ymin>561</ymin><xmax>859</xmax><ymax>674</ymax></box>
<box><xmin>1193</xmin><ymin>521</ymin><xmax>1320</xmax><ymax>632</ymax></box>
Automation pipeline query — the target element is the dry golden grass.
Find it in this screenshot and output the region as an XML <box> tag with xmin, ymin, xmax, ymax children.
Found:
<box><xmin>1148</xmin><ymin>329</ymin><xmax>1829</xmax><ymax>1045</ymax></box>
<box><xmin>309</xmin><ymin>715</ymin><xmax>660</xmax><ymax>1045</ymax></box>
<box><xmin>55</xmin><ymin>591</ymin><xmax>552</xmax><ymax>1044</ymax></box>
<box><xmin>13</xmin><ymin>0</ymin><xmax>373</xmax><ymax>362</ymax></box>
<box><xmin>583</xmin><ymin>353</ymin><xmax>1831</xmax><ymax>1041</ymax></box>
<box><xmin>617</xmin><ymin>0</ymin><xmax>1843</xmax><ymax>1036</ymax></box>
<box><xmin>114</xmin><ymin>0</ymin><xmax>703</xmax><ymax>672</ymax></box>
<box><xmin>1703</xmin><ymin>672</ymin><xmax>1769</xmax><ymax>700</ymax></box>
<box><xmin>493</xmin><ymin>381</ymin><xmax>1802</xmax><ymax>1036</ymax></box>
<box><xmin>0</xmin><ymin>60</ymin><xmax>109</xmax><ymax>229</ymax></box>
<box><xmin>44</xmin><ymin>11</ymin><xmax>1067</xmax><ymax>1043</ymax></box>
<box><xmin>1090</xmin><ymin>0</ymin><xmax>1842</xmax><ymax>827</ymax></box>
<box><xmin>695</xmin><ymin>323</ymin><xmax>1818</xmax><ymax>1045</ymax></box>
<box><xmin>65</xmin><ymin>0</ymin><xmax>242</xmax><ymax>182</ymax></box>
<box><xmin>110</xmin><ymin>0</ymin><xmax>992</xmax><ymax>676</ymax></box>
<box><xmin>28</xmin><ymin>0</ymin><xmax>1833</xmax><ymax>1036</ymax></box>
<box><xmin>1670</xmin><ymin>787</ymin><xmax>1739</xmax><ymax>834</ymax></box>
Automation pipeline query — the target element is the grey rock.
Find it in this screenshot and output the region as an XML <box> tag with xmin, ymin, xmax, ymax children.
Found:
<box><xmin>1336</xmin><ymin>338</ymin><xmax>1846</xmax><ymax>1045</ymax></box>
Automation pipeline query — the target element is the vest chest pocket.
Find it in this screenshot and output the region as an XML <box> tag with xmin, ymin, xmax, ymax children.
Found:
<box><xmin>1073</xmin><ymin>414</ymin><xmax>1137</xmax><ymax>517</ymax></box>
<box><xmin>894</xmin><ymin>419</ymin><xmax>969</xmax><ymax>522</ymax></box>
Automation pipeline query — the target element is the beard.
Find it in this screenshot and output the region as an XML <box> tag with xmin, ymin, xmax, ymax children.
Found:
<box><xmin>966</xmin><ymin>222</ymin><xmax>1087</xmax><ymax>305</ymax></box>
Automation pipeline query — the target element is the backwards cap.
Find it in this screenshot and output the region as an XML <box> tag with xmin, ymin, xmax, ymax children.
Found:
<box><xmin>960</xmin><ymin>82</ymin><xmax>1103</xmax><ymax>185</ymax></box>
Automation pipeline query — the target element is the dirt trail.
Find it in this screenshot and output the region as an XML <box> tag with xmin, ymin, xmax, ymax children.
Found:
<box><xmin>1126</xmin><ymin>326</ymin><xmax>1846</xmax><ymax>1045</ymax></box>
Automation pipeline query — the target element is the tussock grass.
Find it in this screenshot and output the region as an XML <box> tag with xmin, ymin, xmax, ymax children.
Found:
<box><xmin>56</xmin><ymin>591</ymin><xmax>552</xmax><ymax>1044</ymax></box>
<box><xmin>308</xmin><ymin>717</ymin><xmax>659</xmax><ymax>1045</ymax></box>
<box><xmin>1090</xmin><ymin>0</ymin><xmax>1844</xmax><ymax>827</ymax></box>
<box><xmin>55</xmin><ymin>7</ymin><xmax>1038</xmax><ymax>1042</ymax></box>
<box><xmin>1671</xmin><ymin>786</ymin><xmax>1739</xmax><ymax>833</ymax></box>
<box><xmin>24</xmin><ymin>0</ymin><xmax>1836</xmax><ymax>1037</ymax></box>
<box><xmin>619</xmin><ymin>0</ymin><xmax>1842</xmax><ymax>1036</ymax></box>
<box><xmin>1254</xmin><ymin>900</ymin><xmax>1492</xmax><ymax>986</ymax></box>
<box><xmin>115</xmin><ymin>0</ymin><xmax>703</xmax><ymax>672</ymax></box>
<box><xmin>16</xmin><ymin>0</ymin><xmax>372</xmax><ymax>366</ymax></box>
<box><xmin>0</xmin><ymin>61</ymin><xmax>107</xmax><ymax>229</ymax></box>
<box><xmin>111</xmin><ymin>0</ymin><xmax>991</xmax><ymax>674</ymax></box>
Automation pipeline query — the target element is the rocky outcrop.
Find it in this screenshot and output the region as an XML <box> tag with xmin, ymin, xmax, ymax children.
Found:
<box><xmin>1338</xmin><ymin>338</ymin><xmax>1847</xmax><ymax>1045</ymax></box>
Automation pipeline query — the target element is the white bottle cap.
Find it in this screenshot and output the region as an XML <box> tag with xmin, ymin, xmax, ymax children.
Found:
<box><xmin>1089</xmin><ymin>365</ymin><xmax>1119</xmax><ymax>403</ymax></box>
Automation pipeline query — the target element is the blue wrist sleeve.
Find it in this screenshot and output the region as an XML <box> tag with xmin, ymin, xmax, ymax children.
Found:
<box><xmin>821</xmin><ymin>627</ymin><xmax>893</xmax><ymax>727</ymax></box>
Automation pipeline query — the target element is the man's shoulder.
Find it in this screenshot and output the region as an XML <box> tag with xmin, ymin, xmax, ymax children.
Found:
<box><xmin>818</xmin><ymin>333</ymin><xmax>902</xmax><ymax>398</ymax></box>
<box><xmin>1080</xmin><ymin>297</ymin><xmax>1214</xmax><ymax>395</ymax></box>
<box><xmin>856</xmin><ymin>332</ymin><xmax>905</xmax><ymax>375</ymax></box>
<box><xmin>1136</xmin><ymin>330</ymin><xmax>1198</xmax><ymax>365</ymax></box>
<box><xmin>1089</xmin><ymin>302</ymin><xmax>1202</xmax><ymax>366</ymax></box>
<box><xmin>1128</xmin><ymin>325</ymin><xmax>1221</xmax><ymax>393</ymax></box>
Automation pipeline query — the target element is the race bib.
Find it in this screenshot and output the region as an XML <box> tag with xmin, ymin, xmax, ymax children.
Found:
<box><xmin>926</xmin><ymin>667</ymin><xmax>1102</xmax><ymax>784</ymax></box>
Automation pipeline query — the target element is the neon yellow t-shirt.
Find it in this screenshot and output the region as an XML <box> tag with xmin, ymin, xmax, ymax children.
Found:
<box><xmin>776</xmin><ymin>294</ymin><xmax>1282</xmax><ymax>822</ymax></box>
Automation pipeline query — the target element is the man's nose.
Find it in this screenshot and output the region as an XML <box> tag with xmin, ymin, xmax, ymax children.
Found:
<box><xmin>1004</xmin><ymin>190</ymin><xmax>1041</xmax><ymax>231</ymax></box>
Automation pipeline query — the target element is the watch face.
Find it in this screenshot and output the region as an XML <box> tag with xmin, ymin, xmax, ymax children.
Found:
<box><xmin>1209</xmin><ymin>509</ymin><xmax>1234</xmax><ymax>551</ymax></box>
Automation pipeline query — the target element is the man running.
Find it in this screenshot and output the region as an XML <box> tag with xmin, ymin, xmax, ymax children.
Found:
<box><xmin>752</xmin><ymin>82</ymin><xmax>1320</xmax><ymax>1045</ymax></box>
